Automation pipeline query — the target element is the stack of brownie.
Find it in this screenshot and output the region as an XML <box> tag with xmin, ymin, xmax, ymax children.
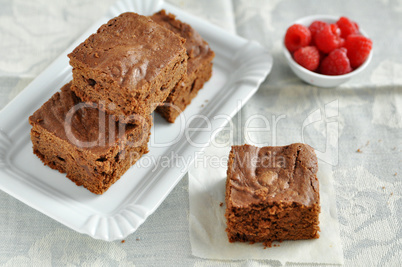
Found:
<box><xmin>29</xmin><ymin>11</ymin><xmax>214</xmax><ymax>194</ymax></box>
<box><xmin>151</xmin><ymin>10</ymin><xmax>215</xmax><ymax>122</ymax></box>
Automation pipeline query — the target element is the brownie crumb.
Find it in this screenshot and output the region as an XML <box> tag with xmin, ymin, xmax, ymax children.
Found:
<box><xmin>136</xmin><ymin>238</ymin><xmax>140</xmax><ymax>241</ymax></box>
<box><xmin>263</xmin><ymin>241</ymin><xmax>272</xmax><ymax>248</ymax></box>
<box><xmin>219</xmin><ymin>202</ymin><xmax>223</xmax><ymax>207</ymax></box>
<box><xmin>121</xmin><ymin>240</ymin><xmax>125</xmax><ymax>243</ymax></box>
<box><xmin>356</xmin><ymin>141</ymin><xmax>369</xmax><ymax>153</ymax></box>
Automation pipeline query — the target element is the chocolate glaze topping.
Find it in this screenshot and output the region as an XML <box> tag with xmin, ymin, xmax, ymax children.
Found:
<box><xmin>29</xmin><ymin>82</ymin><xmax>149</xmax><ymax>154</ymax></box>
<box><xmin>227</xmin><ymin>143</ymin><xmax>319</xmax><ymax>208</ymax></box>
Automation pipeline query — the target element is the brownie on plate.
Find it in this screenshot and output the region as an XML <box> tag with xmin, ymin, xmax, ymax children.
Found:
<box><xmin>68</xmin><ymin>12</ymin><xmax>187</xmax><ymax>122</ymax></box>
<box><xmin>225</xmin><ymin>143</ymin><xmax>320</xmax><ymax>244</ymax></box>
<box><xmin>151</xmin><ymin>10</ymin><xmax>215</xmax><ymax>123</ymax></box>
<box><xmin>29</xmin><ymin>82</ymin><xmax>152</xmax><ymax>194</ymax></box>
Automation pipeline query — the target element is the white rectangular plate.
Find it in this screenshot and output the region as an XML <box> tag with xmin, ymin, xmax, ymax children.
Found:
<box><xmin>0</xmin><ymin>0</ymin><xmax>272</xmax><ymax>241</ymax></box>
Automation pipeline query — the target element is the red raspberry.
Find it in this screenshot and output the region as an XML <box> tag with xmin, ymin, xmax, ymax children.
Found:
<box><xmin>353</xmin><ymin>22</ymin><xmax>359</xmax><ymax>31</ymax></box>
<box><xmin>331</xmin><ymin>24</ymin><xmax>341</xmax><ymax>36</ymax></box>
<box><xmin>336</xmin><ymin>16</ymin><xmax>359</xmax><ymax>38</ymax></box>
<box><xmin>339</xmin><ymin>37</ymin><xmax>345</xmax><ymax>48</ymax></box>
<box><xmin>314</xmin><ymin>24</ymin><xmax>342</xmax><ymax>53</ymax></box>
<box><xmin>309</xmin><ymin>21</ymin><xmax>328</xmax><ymax>42</ymax></box>
<box><xmin>285</xmin><ymin>24</ymin><xmax>312</xmax><ymax>53</ymax></box>
<box><xmin>293</xmin><ymin>46</ymin><xmax>320</xmax><ymax>71</ymax></box>
<box><xmin>344</xmin><ymin>34</ymin><xmax>372</xmax><ymax>68</ymax></box>
<box><xmin>319</xmin><ymin>48</ymin><xmax>352</xmax><ymax>75</ymax></box>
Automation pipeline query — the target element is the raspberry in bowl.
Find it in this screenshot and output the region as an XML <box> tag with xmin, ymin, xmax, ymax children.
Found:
<box><xmin>283</xmin><ymin>15</ymin><xmax>373</xmax><ymax>87</ymax></box>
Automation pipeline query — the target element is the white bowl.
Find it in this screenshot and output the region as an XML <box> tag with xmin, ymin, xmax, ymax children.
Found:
<box><xmin>283</xmin><ymin>15</ymin><xmax>373</xmax><ymax>87</ymax></box>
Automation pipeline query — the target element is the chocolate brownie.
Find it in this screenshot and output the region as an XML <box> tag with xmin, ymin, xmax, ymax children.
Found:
<box><xmin>225</xmin><ymin>143</ymin><xmax>320</xmax><ymax>244</ymax></box>
<box><xmin>68</xmin><ymin>12</ymin><xmax>187</xmax><ymax>122</ymax></box>
<box><xmin>151</xmin><ymin>10</ymin><xmax>215</xmax><ymax>123</ymax></box>
<box><xmin>29</xmin><ymin>82</ymin><xmax>152</xmax><ymax>194</ymax></box>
